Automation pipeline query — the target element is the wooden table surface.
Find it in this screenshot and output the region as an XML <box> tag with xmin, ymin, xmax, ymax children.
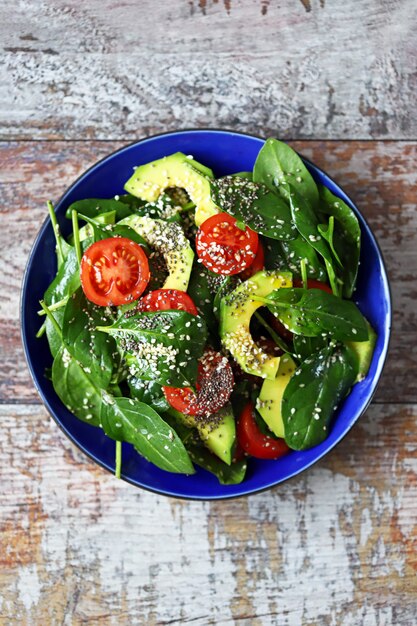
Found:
<box><xmin>1</xmin><ymin>2</ymin><xmax>416</xmax><ymax>625</ymax></box>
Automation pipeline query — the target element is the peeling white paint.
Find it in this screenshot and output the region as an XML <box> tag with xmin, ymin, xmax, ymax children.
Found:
<box><xmin>15</xmin><ymin>564</ymin><xmax>41</xmax><ymax>611</ymax></box>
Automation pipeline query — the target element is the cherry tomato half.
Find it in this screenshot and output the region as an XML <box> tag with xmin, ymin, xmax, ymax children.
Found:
<box><xmin>163</xmin><ymin>349</ymin><xmax>234</xmax><ymax>417</ymax></box>
<box><xmin>240</xmin><ymin>241</ymin><xmax>265</xmax><ymax>280</ymax></box>
<box><xmin>137</xmin><ymin>289</ymin><xmax>198</xmax><ymax>316</ymax></box>
<box><xmin>237</xmin><ymin>402</ymin><xmax>289</xmax><ymax>460</ymax></box>
<box><xmin>80</xmin><ymin>237</ymin><xmax>150</xmax><ymax>307</ymax></box>
<box><xmin>196</xmin><ymin>213</ymin><xmax>259</xmax><ymax>275</ymax></box>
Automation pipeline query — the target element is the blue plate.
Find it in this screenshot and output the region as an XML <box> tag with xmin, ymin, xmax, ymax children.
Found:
<box><xmin>21</xmin><ymin>130</ymin><xmax>391</xmax><ymax>500</ymax></box>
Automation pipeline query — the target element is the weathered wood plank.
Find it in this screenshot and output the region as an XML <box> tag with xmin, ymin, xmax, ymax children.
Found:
<box><xmin>0</xmin><ymin>139</ymin><xmax>415</xmax><ymax>404</ymax></box>
<box><xmin>1</xmin><ymin>0</ymin><xmax>416</xmax><ymax>140</ymax></box>
<box><xmin>0</xmin><ymin>402</ymin><xmax>416</xmax><ymax>625</ymax></box>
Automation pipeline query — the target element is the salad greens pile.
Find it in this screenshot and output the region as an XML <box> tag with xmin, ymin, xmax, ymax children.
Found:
<box><xmin>37</xmin><ymin>138</ymin><xmax>376</xmax><ymax>485</ymax></box>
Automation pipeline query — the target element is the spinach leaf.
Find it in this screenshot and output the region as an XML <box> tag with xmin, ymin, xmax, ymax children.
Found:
<box><xmin>75</xmin><ymin>211</ymin><xmax>116</xmax><ymax>243</ymax></box>
<box><xmin>44</xmin><ymin>246</ymin><xmax>82</xmax><ymax>306</ymax></box>
<box><xmin>318</xmin><ymin>185</ymin><xmax>361</xmax><ymax>298</ymax></box>
<box><xmin>282</xmin><ymin>344</ymin><xmax>357</xmax><ymax>450</ymax></box>
<box><xmin>210</xmin><ymin>176</ymin><xmax>297</xmax><ymax>241</ymax></box>
<box><xmin>62</xmin><ymin>288</ymin><xmax>116</xmax><ymax>389</ymax></box>
<box><xmin>253</xmin><ymin>138</ymin><xmax>319</xmax><ymax>210</ymax></box>
<box><xmin>187</xmin><ymin>445</ymin><xmax>247</xmax><ymax>485</ymax></box>
<box><xmin>45</xmin><ymin>308</ymin><xmax>65</xmax><ymax>358</ymax></box>
<box><xmin>47</xmin><ymin>202</ymin><xmax>72</xmax><ymax>268</ymax></box>
<box><xmin>97</xmin><ymin>310</ymin><xmax>208</xmax><ymax>387</ymax></box>
<box><xmin>101</xmin><ymin>396</ymin><xmax>195</xmax><ymax>474</ymax></box>
<box><xmin>187</xmin><ymin>264</ymin><xmax>214</xmax><ymax>321</ymax></box>
<box><xmin>318</xmin><ymin>216</ymin><xmax>342</xmax><ymax>265</ymax></box>
<box><xmin>134</xmin><ymin>193</ymin><xmax>184</xmax><ymax>221</ymax></box>
<box><xmin>52</xmin><ymin>346</ymin><xmax>102</xmax><ymax>427</ymax></box>
<box><xmin>258</xmin><ymin>288</ymin><xmax>369</xmax><ymax>341</ymax></box>
<box><xmin>77</xmin><ymin>213</ymin><xmax>150</xmax><ymax>251</ymax></box>
<box><xmin>288</xmin><ymin>185</ymin><xmax>341</xmax><ymax>295</ymax></box>
<box><xmin>213</xmin><ymin>276</ymin><xmax>236</xmax><ymax>320</ymax></box>
<box><xmin>128</xmin><ymin>377</ymin><xmax>170</xmax><ymax>413</ymax></box>
<box><xmin>118</xmin><ymin>193</ymin><xmax>147</xmax><ymax>210</ymax></box>
<box><xmin>65</xmin><ymin>198</ymin><xmax>136</xmax><ymax>221</ymax></box>
<box><xmin>187</xmin><ymin>264</ymin><xmax>238</xmax><ymax>336</ymax></box>
<box><xmin>262</xmin><ymin>236</ymin><xmax>327</xmax><ymax>280</ymax></box>
<box><xmin>164</xmin><ymin>413</ymin><xmax>247</xmax><ymax>485</ymax></box>
<box><xmin>293</xmin><ymin>334</ymin><xmax>329</xmax><ymax>361</ymax></box>
<box><xmin>232</xmin><ymin>171</ymin><xmax>253</xmax><ymax>180</ymax></box>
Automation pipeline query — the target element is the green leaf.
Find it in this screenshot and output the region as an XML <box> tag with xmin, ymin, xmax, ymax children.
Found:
<box><xmin>187</xmin><ymin>445</ymin><xmax>247</xmax><ymax>485</ymax></box>
<box><xmin>259</xmin><ymin>288</ymin><xmax>369</xmax><ymax>341</ymax></box>
<box><xmin>262</xmin><ymin>236</ymin><xmax>327</xmax><ymax>281</ymax></box>
<box><xmin>282</xmin><ymin>344</ymin><xmax>357</xmax><ymax>450</ymax></box>
<box><xmin>44</xmin><ymin>246</ymin><xmax>82</xmax><ymax>306</ymax></box>
<box><xmin>318</xmin><ymin>185</ymin><xmax>361</xmax><ymax>298</ymax></box>
<box><xmin>98</xmin><ymin>310</ymin><xmax>208</xmax><ymax>387</ymax></box>
<box><xmin>45</xmin><ymin>308</ymin><xmax>65</xmax><ymax>358</ymax></box>
<box><xmin>318</xmin><ymin>216</ymin><xmax>342</xmax><ymax>266</ymax></box>
<box><xmin>52</xmin><ymin>346</ymin><xmax>102</xmax><ymax>427</ymax></box>
<box><xmin>293</xmin><ymin>334</ymin><xmax>329</xmax><ymax>361</ymax></box>
<box><xmin>128</xmin><ymin>377</ymin><xmax>170</xmax><ymax>412</ymax></box>
<box><xmin>232</xmin><ymin>171</ymin><xmax>253</xmax><ymax>181</ymax></box>
<box><xmin>164</xmin><ymin>413</ymin><xmax>247</xmax><ymax>485</ymax></box>
<box><xmin>134</xmin><ymin>193</ymin><xmax>184</xmax><ymax>221</ymax></box>
<box><xmin>210</xmin><ymin>176</ymin><xmax>297</xmax><ymax>241</ymax></box>
<box><xmin>77</xmin><ymin>213</ymin><xmax>150</xmax><ymax>251</ymax></box>
<box><xmin>187</xmin><ymin>264</ymin><xmax>238</xmax><ymax>336</ymax></box>
<box><xmin>65</xmin><ymin>198</ymin><xmax>137</xmax><ymax>221</ymax></box>
<box><xmin>287</xmin><ymin>185</ymin><xmax>341</xmax><ymax>295</ymax></box>
<box><xmin>101</xmin><ymin>396</ymin><xmax>195</xmax><ymax>474</ymax></box>
<box><xmin>253</xmin><ymin>138</ymin><xmax>319</xmax><ymax>210</ymax></box>
<box><xmin>62</xmin><ymin>288</ymin><xmax>116</xmax><ymax>389</ymax></box>
<box><xmin>47</xmin><ymin>201</ymin><xmax>72</xmax><ymax>268</ymax></box>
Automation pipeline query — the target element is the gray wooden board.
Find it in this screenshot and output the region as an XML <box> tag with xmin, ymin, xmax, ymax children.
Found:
<box><xmin>0</xmin><ymin>402</ymin><xmax>416</xmax><ymax>625</ymax></box>
<box><xmin>1</xmin><ymin>0</ymin><xmax>416</xmax><ymax>140</ymax></box>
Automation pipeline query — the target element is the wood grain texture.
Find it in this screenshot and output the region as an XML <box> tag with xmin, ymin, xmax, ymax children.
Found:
<box><xmin>0</xmin><ymin>402</ymin><xmax>416</xmax><ymax>625</ymax></box>
<box><xmin>1</xmin><ymin>0</ymin><xmax>416</xmax><ymax>140</ymax></box>
<box><xmin>0</xmin><ymin>139</ymin><xmax>415</xmax><ymax>404</ymax></box>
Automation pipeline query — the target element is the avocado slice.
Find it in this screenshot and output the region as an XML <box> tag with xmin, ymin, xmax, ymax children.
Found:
<box><xmin>124</xmin><ymin>152</ymin><xmax>219</xmax><ymax>226</ymax></box>
<box><xmin>256</xmin><ymin>354</ymin><xmax>296</xmax><ymax>438</ymax></box>
<box><xmin>168</xmin><ymin>404</ymin><xmax>236</xmax><ymax>465</ymax></box>
<box><xmin>120</xmin><ymin>215</ymin><xmax>194</xmax><ymax>291</ymax></box>
<box><xmin>347</xmin><ymin>321</ymin><xmax>377</xmax><ymax>382</ymax></box>
<box><xmin>220</xmin><ymin>270</ymin><xmax>292</xmax><ymax>380</ymax></box>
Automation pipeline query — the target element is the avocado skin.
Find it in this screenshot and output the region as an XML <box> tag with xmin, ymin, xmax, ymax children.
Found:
<box><xmin>167</xmin><ymin>404</ymin><xmax>236</xmax><ymax>465</ymax></box>
<box><xmin>220</xmin><ymin>270</ymin><xmax>292</xmax><ymax>380</ymax></box>
<box><xmin>256</xmin><ymin>355</ymin><xmax>296</xmax><ymax>438</ymax></box>
<box><xmin>124</xmin><ymin>152</ymin><xmax>219</xmax><ymax>226</ymax></box>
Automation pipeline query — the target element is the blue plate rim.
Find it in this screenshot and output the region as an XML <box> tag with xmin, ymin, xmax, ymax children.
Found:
<box><xmin>20</xmin><ymin>128</ymin><xmax>392</xmax><ymax>500</ymax></box>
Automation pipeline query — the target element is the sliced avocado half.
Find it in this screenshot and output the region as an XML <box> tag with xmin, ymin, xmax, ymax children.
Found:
<box><xmin>124</xmin><ymin>152</ymin><xmax>219</xmax><ymax>227</ymax></box>
<box><xmin>168</xmin><ymin>403</ymin><xmax>236</xmax><ymax>465</ymax></box>
<box><xmin>347</xmin><ymin>320</ymin><xmax>377</xmax><ymax>382</ymax></box>
<box><xmin>220</xmin><ymin>270</ymin><xmax>292</xmax><ymax>380</ymax></box>
<box><xmin>256</xmin><ymin>354</ymin><xmax>296</xmax><ymax>438</ymax></box>
<box><xmin>120</xmin><ymin>215</ymin><xmax>194</xmax><ymax>291</ymax></box>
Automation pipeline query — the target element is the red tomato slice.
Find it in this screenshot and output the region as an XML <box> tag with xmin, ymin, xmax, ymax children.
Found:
<box><xmin>293</xmin><ymin>278</ymin><xmax>333</xmax><ymax>293</ymax></box>
<box><xmin>80</xmin><ymin>237</ymin><xmax>150</xmax><ymax>307</ymax></box>
<box><xmin>163</xmin><ymin>349</ymin><xmax>234</xmax><ymax>417</ymax></box>
<box><xmin>240</xmin><ymin>241</ymin><xmax>265</xmax><ymax>280</ymax></box>
<box><xmin>137</xmin><ymin>289</ymin><xmax>198</xmax><ymax>316</ymax></box>
<box><xmin>196</xmin><ymin>213</ymin><xmax>259</xmax><ymax>275</ymax></box>
<box><xmin>237</xmin><ymin>402</ymin><xmax>289</xmax><ymax>459</ymax></box>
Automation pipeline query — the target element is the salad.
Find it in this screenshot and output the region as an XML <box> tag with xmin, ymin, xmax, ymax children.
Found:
<box><xmin>37</xmin><ymin>138</ymin><xmax>376</xmax><ymax>485</ymax></box>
